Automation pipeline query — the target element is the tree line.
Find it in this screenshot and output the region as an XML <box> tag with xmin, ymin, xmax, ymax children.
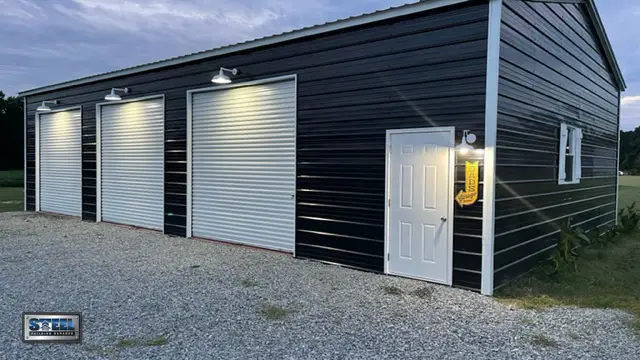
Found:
<box><xmin>0</xmin><ymin>91</ymin><xmax>23</xmax><ymax>171</ymax></box>
<box><xmin>620</xmin><ymin>128</ymin><xmax>640</xmax><ymax>173</ymax></box>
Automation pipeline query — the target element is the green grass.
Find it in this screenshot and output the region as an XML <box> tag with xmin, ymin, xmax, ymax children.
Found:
<box><xmin>0</xmin><ymin>187</ymin><xmax>23</xmax><ymax>212</ymax></box>
<box><xmin>0</xmin><ymin>170</ymin><xmax>23</xmax><ymax>187</ymax></box>
<box><xmin>241</xmin><ymin>279</ymin><xmax>260</xmax><ymax>287</ymax></box>
<box><xmin>116</xmin><ymin>336</ymin><xmax>168</xmax><ymax>348</ymax></box>
<box><xmin>381</xmin><ymin>285</ymin><xmax>404</xmax><ymax>296</ymax></box>
<box><xmin>619</xmin><ymin>176</ymin><xmax>640</xmax><ymax>209</ymax></box>
<box><xmin>530</xmin><ymin>334</ymin><xmax>558</xmax><ymax>347</ymax></box>
<box><xmin>0</xmin><ymin>170</ymin><xmax>24</xmax><ymax>212</ymax></box>
<box><xmin>260</xmin><ymin>304</ymin><xmax>295</xmax><ymax>321</ymax></box>
<box><xmin>497</xmin><ymin>176</ymin><xmax>640</xmax><ymax>332</ymax></box>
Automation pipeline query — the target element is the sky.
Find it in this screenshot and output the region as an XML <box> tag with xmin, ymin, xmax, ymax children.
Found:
<box><xmin>0</xmin><ymin>0</ymin><xmax>638</xmax><ymax>130</ymax></box>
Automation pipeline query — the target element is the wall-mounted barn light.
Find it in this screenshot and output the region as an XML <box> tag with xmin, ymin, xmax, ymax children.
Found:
<box><xmin>104</xmin><ymin>88</ymin><xmax>129</xmax><ymax>101</ymax></box>
<box><xmin>212</xmin><ymin>67</ymin><xmax>238</xmax><ymax>84</ymax></box>
<box><xmin>456</xmin><ymin>130</ymin><xmax>476</xmax><ymax>155</ymax></box>
<box><xmin>36</xmin><ymin>100</ymin><xmax>59</xmax><ymax>112</ymax></box>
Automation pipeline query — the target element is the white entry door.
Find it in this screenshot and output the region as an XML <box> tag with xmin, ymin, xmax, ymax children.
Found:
<box><xmin>386</xmin><ymin>128</ymin><xmax>453</xmax><ymax>285</ymax></box>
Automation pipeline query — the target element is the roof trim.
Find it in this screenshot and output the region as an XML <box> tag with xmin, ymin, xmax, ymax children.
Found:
<box><xmin>19</xmin><ymin>0</ymin><xmax>626</xmax><ymax>96</ymax></box>
<box><xmin>585</xmin><ymin>0</ymin><xmax>626</xmax><ymax>91</ymax></box>
<box><xmin>19</xmin><ymin>0</ymin><xmax>468</xmax><ymax>96</ymax></box>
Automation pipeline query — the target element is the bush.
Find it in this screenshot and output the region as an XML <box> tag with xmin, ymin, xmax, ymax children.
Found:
<box><xmin>618</xmin><ymin>202</ymin><xmax>640</xmax><ymax>234</ymax></box>
<box><xmin>546</xmin><ymin>205</ymin><xmax>639</xmax><ymax>275</ymax></box>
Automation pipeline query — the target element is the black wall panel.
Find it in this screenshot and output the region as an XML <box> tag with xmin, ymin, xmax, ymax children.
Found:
<box><xmin>25</xmin><ymin>1</ymin><xmax>489</xmax><ymax>291</ymax></box>
<box><xmin>493</xmin><ymin>0</ymin><xmax>620</xmax><ymax>289</ymax></box>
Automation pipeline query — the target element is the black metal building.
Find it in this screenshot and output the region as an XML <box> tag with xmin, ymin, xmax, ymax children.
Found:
<box><xmin>20</xmin><ymin>0</ymin><xmax>625</xmax><ymax>295</ymax></box>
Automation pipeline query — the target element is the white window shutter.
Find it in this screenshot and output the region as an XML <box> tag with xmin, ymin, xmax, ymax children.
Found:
<box><xmin>558</xmin><ymin>123</ymin><xmax>568</xmax><ymax>183</ymax></box>
<box><xmin>575</xmin><ymin>128</ymin><xmax>583</xmax><ymax>181</ymax></box>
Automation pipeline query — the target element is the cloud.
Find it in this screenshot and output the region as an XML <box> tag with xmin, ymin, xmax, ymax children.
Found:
<box><xmin>622</xmin><ymin>96</ymin><xmax>640</xmax><ymax>105</ymax></box>
<box><xmin>49</xmin><ymin>0</ymin><xmax>332</xmax><ymax>43</ymax></box>
<box><xmin>0</xmin><ymin>0</ymin><xmax>44</xmax><ymax>22</ymax></box>
<box><xmin>621</xmin><ymin>95</ymin><xmax>640</xmax><ymax>130</ymax></box>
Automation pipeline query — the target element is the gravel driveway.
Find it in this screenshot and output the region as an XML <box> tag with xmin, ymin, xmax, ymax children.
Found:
<box><xmin>1</xmin><ymin>212</ymin><xmax>638</xmax><ymax>359</ymax></box>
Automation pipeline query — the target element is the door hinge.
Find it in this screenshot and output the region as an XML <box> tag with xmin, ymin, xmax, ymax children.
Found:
<box><xmin>387</xmin><ymin>253</ymin><xmax>390</xmax><ymax>261</ymax></box>
<box><xmin>388</xmin><ymin>144</ymin><xmax>391</xmax><ymax>153</ymax></box>
<box><xmin>388</xmin><ymin>198</ymin><xmax>391</xmax><ymax>207</ymax></box>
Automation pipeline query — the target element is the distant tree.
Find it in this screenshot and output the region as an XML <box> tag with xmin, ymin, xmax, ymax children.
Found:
<box><xmin>619</xmin><ymin>127</ymin><xmax>640</xmax><ymax>172</ymax></box>
<box><xmin>0</xmin><ymin>91</ymin><xmax>24</xmax><ymax>171</ymax></box>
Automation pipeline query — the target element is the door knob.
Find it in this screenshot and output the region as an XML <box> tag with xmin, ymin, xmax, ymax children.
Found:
<box><xmin>441</xmin><ymin>217</ymin><xmax>447</xmax><ymax>222</ymax></box>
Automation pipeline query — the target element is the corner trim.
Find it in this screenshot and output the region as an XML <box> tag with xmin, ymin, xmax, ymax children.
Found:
<box><xmin>481</xmin><ymin>0</ymin><xmax>502</xmax><ymax>296</ymax></box>
<box><xmin>23</xmin><ymin>97</ymin><xmax>27</xmax><ymax>211</ymax></box>
<box><xmin>615</xmin><ymin>91</ymin><xmax>621</xmax><ymax>224</ymax></box>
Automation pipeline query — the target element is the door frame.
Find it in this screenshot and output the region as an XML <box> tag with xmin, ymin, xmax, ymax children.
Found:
<box><xmin>185</xmin><ymin>74</ymin><xmax>298</xmax><ymax>255</ymax></box>
<box><xmin>35</xmin><ymin>106</ymin><xmax>83</xmax><ymax>216</ymax></box>
<box><xmin>95</xmin><ymin>94</ymin><xmax>165</xmax><ymax>224</ymax></box>
<box><xmin>384</xmin><ymin>127</ymin><xmax>455</xmax><ymax>286</ymax></box>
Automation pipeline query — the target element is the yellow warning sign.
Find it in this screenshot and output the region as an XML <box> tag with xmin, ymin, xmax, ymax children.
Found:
<box><xmin>455</xmin><ymin>161</ymin><xmax>479</xmax><ymax>207</ymax></box>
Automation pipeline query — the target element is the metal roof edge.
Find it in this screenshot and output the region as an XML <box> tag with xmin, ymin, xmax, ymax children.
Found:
<box><xmin>19</xmin><ymin>0</ymin><xmax>469</xmax><ymax>97</ymax></box>
<box><xmin>586</xmin><ymin>0</ymin><xmax>626</xmax><ymax>91</ymax></box>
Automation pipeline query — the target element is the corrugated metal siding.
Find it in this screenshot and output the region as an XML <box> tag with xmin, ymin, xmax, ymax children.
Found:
<box><xmin>24</xmin><ymin>0</ymin><xmax>489</xmax><ymax>291</ymax></box>
<box><xmin>38</xmin><ymin>110</ymin><xmax>82</xmax><ymax>217</ymax></box>
<box><xmin>493</xmin><ymin>0</ymin><xmax>620</xmax><ymax>288</ymax></box>
<box><xmin>191</xmin><ymin>80</ymin><xmax>296</xmax><ymax>251</ymax></box>
<box><xmin>100</xmin><ymin>98</ymin><xmax>165</xmax><ymax>230</ymax></box>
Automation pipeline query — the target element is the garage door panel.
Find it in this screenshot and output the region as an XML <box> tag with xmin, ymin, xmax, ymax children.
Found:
<box><xmin>192</xmin><ymin>79</ymin><xmax>296</xmax><ymax>252</ymax></box>
<box><xmin>195</xmin><ymin>226</ymin><xmax>289</xmax><ymax>248</ymax></box>
<box><xmin>101</xmin><ymin>97</ymin><xmax>164</xmax><ymax>230</ymax></box>
<box><xmin>39</xmin><ymin>110</ymin><xmax>82</xmax><ymax>217</ymax></box>
<box><xmin>193</xmin><ymin>91</ymin><xmax>294</xmax><ymax>108</ymax></box>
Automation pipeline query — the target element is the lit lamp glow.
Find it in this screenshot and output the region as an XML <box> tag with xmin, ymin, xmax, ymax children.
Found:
<box><xmin>104</xmin><ymin>88</ymin><xmax>129</xmax><ymax>101</ymax></box>
<box><xmin>456</xmin><ymin>130</ymin><xmax>476</xmax><ymax>155</ymax></box>
<box><xmin>36</xmin><ymin>100</ymin><xmax>58</xmax><ymax>112</ymax></box>
<box><xmin>212</xmin><ymin>67</ymin><xmax>238</xmax><ymax>84</ymax></box>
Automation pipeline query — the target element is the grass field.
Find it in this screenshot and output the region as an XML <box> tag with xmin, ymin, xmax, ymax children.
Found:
<box><xmin>498</xmin><ymin>175</ymin><xmax>640</xmax><ymax>331</ymax></box>
<box><xmin>619</xmin><ymin>176</ymin><xmax>640</xmax><ymax>209</ymax></box>
<box><xmin>0</xmin><ymin>170</ymin><xmax>23</xmax><ymax>212</ymax></box>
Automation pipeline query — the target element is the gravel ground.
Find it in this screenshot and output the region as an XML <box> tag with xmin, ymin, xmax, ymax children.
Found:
<box><xmin>1</xmin><ymin>212</ymin><xmax>638</xmax><ymax>359</ymax></box>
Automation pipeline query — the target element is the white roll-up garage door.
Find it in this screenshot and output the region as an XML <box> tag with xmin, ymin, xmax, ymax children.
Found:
<box><xmin>191</xmin><ymin>79</ymin><xmax>296</xmax><ymax>252</ymax></box>
<box><xmin>38</xmin><ymin>109</ymin><xmax>82</xmax><ymax>217</ymax></box>
<box><xmin>99</xmin><ymin>97</ymin><xmax>164</xmax><ymax>230</ymax></box>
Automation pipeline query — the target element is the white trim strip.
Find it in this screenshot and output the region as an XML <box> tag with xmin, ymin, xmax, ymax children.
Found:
<box><xmin>18</xmin><ymin>0</ymin><xmax>470</xmax><ymax>97</ymax></box>
<box><xmin>95</xmin><ymin>104</ymin><xmax>101</xmax><ymax>222</ymax></box>
<box><xmin>35</xmin><ymin>112</ymin><xmax>40</xmax><ymax>212</ymax></box>
<box><xmin>23</xmin><ymin>98</ymin><xmax>27</xmax><ymax>211</ymax></box>
<box><xmin>495</xmin><ymin>215</ymin><xmax>617</xmax><ymax>274</ymax></box>
<box><xmin>495</xmin><ymin>201</ymin><xmax>616</xmax><ymax>238</ymax></box>
<box><xmin>585</xmin><ymin>0</ymin><xmax>626</xmax><ymax>90</ymax></box>
<box><xmin>495</xmin><ymin>184</ymin><xmax>613</xmax><ymax>202</ymax></box>
<box><xmin>293</xmin><ymin>74</ymin><xmax>298</xmax><ymax>258</ymax></box>
<box><xmin>186</xmin><ymin>90</ymin><xmax>193</xmax><ymax>238</ymax></box>
<box><xmin>495</xmin><ymin>209</ymin><xmax>617</xmax><ymax>256</ymax></box>
<box><xmin>495</xmin><ymin>192</ymin><xmax>616</xmax><ymax>220</ymax></box>
<box><xmin>481</xmin><ymin>0</ymin><xmax>502</xmax><ymax>296</ymax></box>
<box><xmin>615</xmin><ymin>91</ymin><xmax>621</xmax><ymax>224</ymax></box>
